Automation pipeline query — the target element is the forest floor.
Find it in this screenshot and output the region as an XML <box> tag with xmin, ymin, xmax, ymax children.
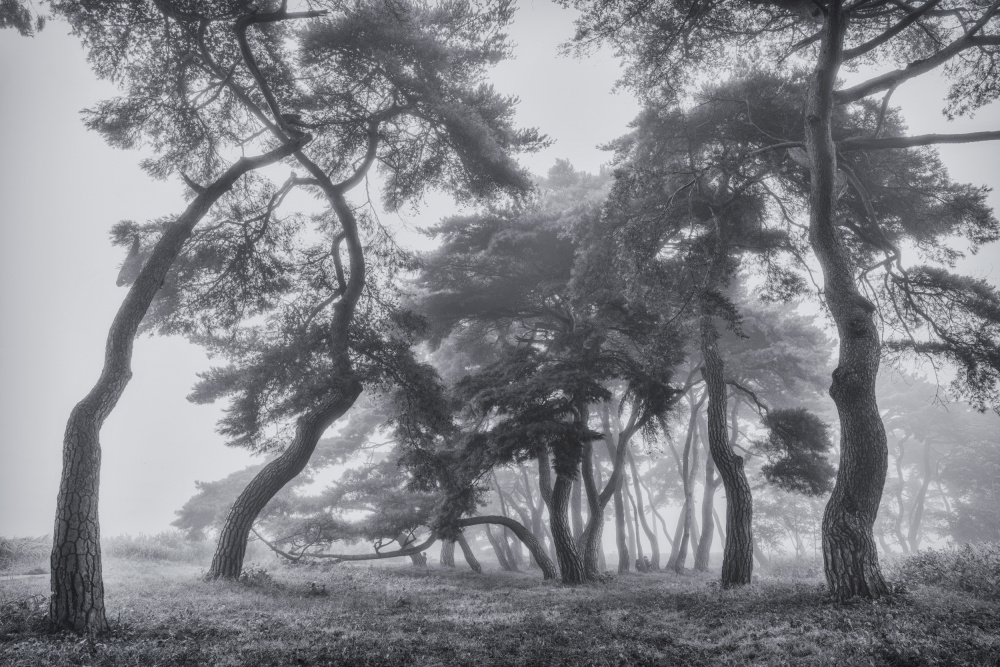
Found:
<box><xmin>2</xmin><ymin>556</ymin><xmax>999</xmax><ymax>666</ymax></box>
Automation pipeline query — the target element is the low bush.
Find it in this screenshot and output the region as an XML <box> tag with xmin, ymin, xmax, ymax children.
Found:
<box><xmin>103</xmin><ymin>531</ymin><xmax>213</xmax><ymax>564</ymax></box>
<box><xmin>893</xmin><ymin>543</ymin><xmax>1000</xmax><ymax>599</ymax></box>
<box><xmin>0</xmin><ymin>536</ymin><xmax>49</xmax><ymax>573</ymax></box>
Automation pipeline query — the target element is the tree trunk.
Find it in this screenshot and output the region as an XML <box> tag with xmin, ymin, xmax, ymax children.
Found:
<box><xmin>550</xmin><ymin>466</ymin><xmax>587</xmax><ymax>584</ymax></box>
<box><xmin>700</xmin><ymin>316</ymin><xmax>754</xmax><ymax>587</ymax></box>
<box><xmin>456</xmin><ymin>515</ymin><xmax>557</xmax><ymax>580</ymax></box>
<box><xmin>486</xmin><ymin>526</ymin><xmax>514</xmax><ymax>570</ymax></box>
<box><xmin>579</xmin><ymin>438</ymin><xmax>604</xmax><ymax>579</ymax></box>
<box><xmin>808</xmin><ymin>5</ymin><xmax>890</xmax><ymax>601</ymax></box>
<box><xmin>753</xmin><ymin>537</ymin><xmax>770</xmax><ymax>572</ymax></box>
<box><xmin>440</xmin><ymin>539</ymin><xmax>456</xmax><ymax>567</ymax></box>
<box><xmin>397</xmin><ymin>534</ymin><xmax>428</xmax><ymax>567</ymax></box>
<box><xmin>907</xmin><ymin>441</ymin><xmax>934</xmax><ymax>553</ymax></box>
<box><xmin>571</xmin><ymin>477</ymin><xmax>585</xmax><ymax>542</ymax></box>
<box><xmin>456</xmin><ymin>531</ymin><xmax>481</xmax><ymax>573</ymax></box>
<box><xmin>628</xmin><ymin>450</ymin><xmax>660</xmax><ymax>570</ymax></box>
<box><xmin>50</xmin><ymin>140</ymin><xmax>304</xmax><ymax>633</ymax></box>
<box><xmin>623</xmin><ymin>471</ymin><xmax>639</xmax><ymax>567</ymax></box>
<box><xmin>892</xmin><ymin>442</ymin><xmax>911</xmax><ymax>553</ymax></box>
<box><xmin>209</xmin><ymin>380</ymin><xmax>363</xmax><ymax>578</ymax></box>
<box><xmin>695</xmin><ymin>451</ymin><xmax>718</xmax><ymax>571</ymax></box>
<box><xmin>614</xmin><ymin>476</ymin><xmax>630</xmax><ymax>573</ymax></box>
<box><xmin>625</xmin><ymin>483</ymin><xmax>647</xmax><ymax>571</ymax></box>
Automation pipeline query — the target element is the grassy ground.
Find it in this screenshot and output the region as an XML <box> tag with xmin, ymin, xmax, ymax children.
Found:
<box><xmin>2</xmin><ymin>555</ymin><xmax>998</xmax><ymax>666</ymax></box>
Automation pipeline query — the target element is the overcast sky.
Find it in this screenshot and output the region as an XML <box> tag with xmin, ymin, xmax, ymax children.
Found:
<box><xmin>1</xmin><ymin>1</ymin><xmax>998</xmax><ymax>539</ymax></box>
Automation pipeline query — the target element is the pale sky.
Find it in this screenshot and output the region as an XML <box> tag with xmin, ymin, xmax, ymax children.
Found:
<box><xmin>0</xmin><ymin>1</ymin><xmax>997</xmax><ymax>539</ymax></box>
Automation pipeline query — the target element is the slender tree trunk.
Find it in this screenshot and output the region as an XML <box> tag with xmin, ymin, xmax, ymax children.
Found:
<box><xmin>579</xmin><ymin>437</ymin><xmax>603</xmax><ymax>579</ymax></box>
<box><xmin>700</xmin><ymin>317</ymin><xmax>754</xmax><ymax>587</ymax></box>
<box><xmin>614</xmin><ymin>476</ymin><xmax>630</xmax><ymax>573</ymax></box>
<box><xmin>689</xmin><ymin>437</ymin><xmax>701</xmax><ymax>557</ymax></box>
<box><xmin>625</xmin><ymin>483</ymin><xmax>647</xmax><ymax>571</ymax></box>
<box><xmin>50</xmin><ymin>140</ymin><xmax>304</xmax><ymax>633</ymax></box>
<box><xmin>753</xmin><ymin>537</ymin><xmax>770</xmax><ymax>572</ymax></box>
<box><xmin>907</xmin><ymin>441</ymin><xmax>934</xmax><ymax>553</ymax></box>
<box><xmin>456</xmin><ymin>532</ymin><xmax>481</xmax><ymax>574</ymax></box>
<box><xmin>623</xmin><ymin>471</ymin><xmax>639</xmax><ymax>567</ymax></box>
<box><xmin>666</xmin><ymin>506</ymin><xmax>685</xmax><ymax>570</ymax></box>
<box><xmin>209</xmin><ymin>380</ymin><xmax>363</xmax><ymax>578</ymax></box>
<box><xmin>440</xmin><ymin>540</ymin><xmax>456</xmax><ymax>567</ymax></box>
<box><xmin>628</xmin><ymin>451</ymin><xmax>660</xmax><ymax>570</ymax></box>
<box><xmin>892</xmin><ymin>443</ymin><xmax>911</xmax><ymax>553</ymax></box>
<box><xmin>809</xmin><ymin>4</ymin><xmax>890</xmax><ymax>601</ymax></box>
<box><xmin>486</xmin><ymin>526</ymin><xmax>514</xmax><ymax>570</ymax></box>
<box><xmin>456</xmin><ymin>515</ymin><xmax>557</xmax><ymax>580</ymax></box>
<box><xmin>695</xmin><ymin>454</ymin><xmax>719</xmax><ymax>571</ymax></box>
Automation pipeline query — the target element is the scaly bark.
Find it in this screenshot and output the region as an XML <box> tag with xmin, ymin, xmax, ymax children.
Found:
<box><xmin>550</xmin><ymin>465</ymin><xmax>587</xmax><ymax>584</ymax></box>
<box><xmin>700</xmin><ymin>316</ymin><xmax>754</xmax><ymax>587</ymax></box>
<box><xmin>807</xmin><ymin>3</ymin><xmax>890</xmax><ymax>600</ymax></box>
<box><xmin>50</xmin><ymin>139</ymin><xmax>305</xmax><ymax>633</ymax></box>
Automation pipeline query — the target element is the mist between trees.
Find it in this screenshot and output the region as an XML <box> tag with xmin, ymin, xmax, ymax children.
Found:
<box><xmin>2</xmin><ymin>0</ymin><xmax>1000</xmax><ymax>654</ymax></box>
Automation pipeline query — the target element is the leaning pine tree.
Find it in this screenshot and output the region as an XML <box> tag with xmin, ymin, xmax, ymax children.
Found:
<box><xmin>112</xmin><ymin>0</ymin><xmax>543</xmax><ymax>581</ymax></box>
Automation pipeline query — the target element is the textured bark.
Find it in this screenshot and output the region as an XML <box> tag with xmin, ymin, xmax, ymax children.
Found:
<box><xmin>456</xmin><ymin>531</ymin><xmax>481</xmax><ymax>573</ymax></box>
<box><xmin>701</xmin><ymin>316</ymin><xmax>754</xmax><ymax>587</ymax></box>
<box><xmin>456</xmin><ymin>515</ymin><xmax>557</xmax><ymax>580</ymax></box>
<box><xmin>550</xmin><ymin>468</ymin><xmax>587</xmax><ymax>584</ymax></box>
<box><xmin>627</xmin><ymin>450</ymin><xmax>660</xmax><ymax>570</ymax></box>
<box><xmin>50</xmin><ymin>139</ymin><xmax>305</xmax><ymax>633</ymax></box>
<box><xmin>571</xmin><ymin>477</ymin><xmax>585</xmax><ymax>542</ymax></box>
<box><xmin>440</xmin><ymin>539</ymin><xmax>456</xmax><ymax>567</ymax></box>
<box><xmin>209</xmin><ymin>380</ymin><xmax>363</xmax><ymax>578</ymax></box>
<box><xmin>808</xmin><ymin>5</ymin><xmax>890</xmax><ymax>601</ymax></box>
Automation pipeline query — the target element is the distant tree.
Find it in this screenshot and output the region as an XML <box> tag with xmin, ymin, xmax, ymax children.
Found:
<box><xmin>412</xmin><ymin>164</ymin><xmax>682</xmax><ymax>583</ymax></box>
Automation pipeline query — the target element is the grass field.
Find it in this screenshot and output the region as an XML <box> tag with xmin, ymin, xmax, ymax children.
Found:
<box><xmin>2</xmin><ymin>549</ymin><xmax>999</xmax><ymax>667</ymax></box>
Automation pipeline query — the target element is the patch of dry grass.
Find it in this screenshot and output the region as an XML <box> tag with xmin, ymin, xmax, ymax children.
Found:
<box><xmin>1</xmin><ymin>555</ymin><xmax>998</xmax><ymax>666</ymax></box>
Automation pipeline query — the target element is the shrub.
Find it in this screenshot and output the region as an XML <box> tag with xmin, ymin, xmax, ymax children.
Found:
<box><xmin>0</xmin><ymin>536</ymin><xmax>49</xmax><ymax>573</ymax></box>
<box><xmin>103</xmin><ymin>531</ymin><xmax>213</xmax><ymax>564</ymax></box>
<box><xmin>893</xmin><ymin>543</ymin><xmax>1000</xmax><ymax>599</ymax></box>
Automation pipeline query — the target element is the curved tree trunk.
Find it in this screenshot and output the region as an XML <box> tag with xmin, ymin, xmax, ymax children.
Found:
<box><xmin>700</xmin><ymin>316</ymin><xmax>754</xmax><ymax>587</ymax></box>
<box><xmin>808</xmin><ymin>6</ymin><xmax>890</xmax><ymax>601</ymax></box>
<box><xmin>456</xmin><ymin>531</ymin><xmax>481</xmax><ymax>573</ymax></box>
<box><xmin>210</xmin><ymin>140</ymin><xmax>374</xmax><ymax>579</ymax></box>
<box><xmin>456</xmin><ymin>515</ymin><xmax>557</xmax><ymax>580</ymax></box>
<box><xmin>209</xmin><ymin>380</ymin><xmax>362</xmax><ymax>578</ymax></box>
<box><xmin>579</xmin><ymin>439</ymin><xmax>604</xmax><ymax>579</ymax></box>
<box><xmin>627</xmin><ymin>450</ymin><xmax>660</xmax><ymax>570</ymax></box>
<box><xmin>440</xmin><ymin>540</ymin><xmax>456</xmax><ymax>567</ymax></box>
<box><xmin>50</xmin><ymin>140</ymin><xmax>304</xmax><ymax>633</ymax></box>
